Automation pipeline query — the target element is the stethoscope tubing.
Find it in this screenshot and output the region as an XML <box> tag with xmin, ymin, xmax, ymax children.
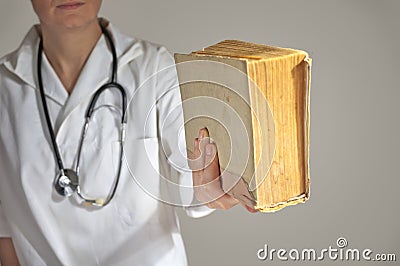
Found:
<box><xmin>37</xmin><ymin>39</ymin><xmax>66</xmax><ymax>173</ymax></box>
<box><xmin>37</xmin><ymin>23</ymin><xmax>127</xmax><ymax>207</ymax></box>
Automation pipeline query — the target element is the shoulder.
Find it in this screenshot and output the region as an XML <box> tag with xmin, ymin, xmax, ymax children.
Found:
<box><xmin>120</xmin><ymin>37</ymin><xmax>174</xmax><ymax>70</ymax></box>
<box><xmin>106</xmin><ymin>19</ymin><xmax>174</xmax><ymax>72</ymax></box>
<box><xmin>112</xmin><ymin>32</ymin><xmax>177</xmax><ymax>90</ymax></box>
<box><xmin>0</xmin><ymin>25</ymin><xmax>38</xmax><ymax>67</ymax></box>
<box><xmin>0</xmin><ymin>53</ymin><xmax>11</xmax><ymax>66</ymax></box>
<box><xmin>135</xmin><ymin>39</ymin><xmax>175</xmax><ymax>71</ymax></box>
<box><xmin>0</xmin><ymin>25</ymin><xmax>39</xmax><ymax>89</ymax></box>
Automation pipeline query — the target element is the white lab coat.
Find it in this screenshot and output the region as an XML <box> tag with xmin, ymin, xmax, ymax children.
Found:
<box><xmin>0</xmin><ymin>19</ymin><xmax>212</xmax><ymax>265</ymax></box>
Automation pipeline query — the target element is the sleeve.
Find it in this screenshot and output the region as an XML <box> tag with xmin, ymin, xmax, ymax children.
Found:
<box><xmin>155</xmin><ymin>46</ymin><xmax>215</xmax><ymax>218</ymax></box>
<box><xmin>0</xmin><ymin>201</ymin><xmax>12</xmax><ymax>238</ymax></box>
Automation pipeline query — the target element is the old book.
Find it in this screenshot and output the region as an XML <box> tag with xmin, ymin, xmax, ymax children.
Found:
<box><xmin>174</xmin><ymin>40</ymin><xmax>311</xmax><ymax>212</ymax></box>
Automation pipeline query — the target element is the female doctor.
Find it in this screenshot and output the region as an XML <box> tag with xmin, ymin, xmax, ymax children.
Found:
<box><xmin>0</xmin><ymin>0</ymin><xmax>254</xmax><ymax>265</ymax></box>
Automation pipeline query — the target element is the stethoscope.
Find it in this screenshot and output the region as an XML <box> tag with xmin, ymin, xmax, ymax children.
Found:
<box><xmin>37</xmin><ymin>24</ymin><xmax>127</xmax><ymax>207</ymax></box>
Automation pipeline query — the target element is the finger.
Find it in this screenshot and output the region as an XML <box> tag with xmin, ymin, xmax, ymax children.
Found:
<box><xmin>206</xmin><ymin>194</ymin><xmax>239</xmax><ymax>210</ymax></box>
<box><xmin>198</xmin><ymin>128</ymin><xmax>208</xmax><ymax>167</ymax></box>
<box><xmin>191</xmin><ymin>138</ymin><xmax>204</xmax><ymax>189</ymax></box>
<box><xmin>196</xmin><ymin>128</ymin><xmax>210</xmax><ymax>186</ymax></box>
<box><xmin>187</xmin><ymin>137</ymin><xmax>198</xmax><ymax>161</ymax></box>
<box><xmin>196</xmin><ymin>127</ymin><xmax>234</xmax><ymax>205</ymax></box>
<box><xmin>240</xmin><ymin>202</ymin><xmax>259</xmax><ymax>213</ymax></box>
<box><xmin>201</xmin><ymin>134</ymin><xmax>226</xmax><ymax>201</ymax></box>
<box><xmin>194</xmin><ymin>137</ymin><xmax>200</xmax><ymax>158</ymax></box>
<box><xmin>199</xmin><ymin>128</ymin><xmax>213</xmax><ymax>169</ymax></box>
<box><xmin>189</xmin><ymin>137</ymin><xmax>204</xmax><ymax>172</ymax></box>
<box><xmin>202</xmin><ymin>143</ymin><xmax>221</xmax><ymax>185</ymax></box>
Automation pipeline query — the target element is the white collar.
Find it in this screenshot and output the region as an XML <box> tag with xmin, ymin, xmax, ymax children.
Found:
<box><xmin>0</xmin><ymin>18</ymin><xmax>144</xmax><ymax>105</ymax></box>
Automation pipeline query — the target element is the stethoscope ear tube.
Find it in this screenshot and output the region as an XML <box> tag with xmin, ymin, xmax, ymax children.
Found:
<box><xmin>85</xmin><ymin>82</ymin><xmax>127</xmax><ymax>124</ymax></box>
<box><xmin>86</xmin><ymin>24</ymin><xmax>127</xmax><ymax>123</ymax></box>
<box><xmin>37</xmin><ymin>39</ymin><xmax>66</xmax><ymax>173</ymax></box>
<box><xmin>37</xmin><ymin>23</ymin><xmax>128</xmax><ymax>207</ymax></box>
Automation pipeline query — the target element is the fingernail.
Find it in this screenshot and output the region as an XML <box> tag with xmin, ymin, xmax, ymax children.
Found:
<box><xmin>206</xmin><ymin>144</ymin><xmax>213</xmax><ymax>155</ymax></box>
<box><xmin>199</xmin><ymin>129</ymin><xmax>204</xmax><ymax>139</ymax></box>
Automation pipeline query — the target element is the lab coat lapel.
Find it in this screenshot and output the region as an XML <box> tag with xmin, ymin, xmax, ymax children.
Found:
<box><xmin>54</xmin><ymin>35</ymin><xmax>111</xmax><ymax>130</ymax></box>
<box><xmin>55</xmin><ymin>22</ymin><xmax>144</xmax><ymax>130</ymax></box>
<box><xmin>40</xmin><ymin>53</ymin><xmax>69</xmax><ymax>107</ymax></box>
<box><xmin>1</xmin><ymin>26</ymin><xmax>67</xmax><ymax>106</ymax></box>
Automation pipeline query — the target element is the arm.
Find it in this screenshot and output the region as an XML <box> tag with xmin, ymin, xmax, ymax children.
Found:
<box><xmin>0</xmin><ymin>238</ymin><xmax>19</xmax><ymax>266</ymax></box>
<box><xmin>154</xmin><ymin>48</ymin><xmax>256</xmax><ymax>213</ymax></box>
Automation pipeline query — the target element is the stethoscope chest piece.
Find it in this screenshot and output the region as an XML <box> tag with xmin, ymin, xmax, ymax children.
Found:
<box><xmin>54</xmin><ymin>169</ymin><xmax>79</xmax><ymax>197</ymax></box>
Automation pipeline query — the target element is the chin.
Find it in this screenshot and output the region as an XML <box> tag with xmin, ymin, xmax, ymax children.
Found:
<box><xmin>58</xmin><ymin>15</ymin><xmax>98</xmax><ymax>30</ymax></box>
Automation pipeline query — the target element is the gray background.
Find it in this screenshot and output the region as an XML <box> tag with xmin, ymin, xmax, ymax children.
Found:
<box><xmin>1</xmin><ymin>0</ymin><xmax>399</xmax><ymax>265</ymax></box>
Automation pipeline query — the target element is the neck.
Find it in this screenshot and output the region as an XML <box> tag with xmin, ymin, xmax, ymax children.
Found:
<box><xmin>41</xmin><ymin>20</ymin><xmax>102</xmax><ymax>94</ymax></box>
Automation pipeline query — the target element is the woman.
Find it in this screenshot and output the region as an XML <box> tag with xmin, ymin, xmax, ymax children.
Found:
<box><xmin>0</xmin><ymin>1</ymin><xmax>251</xmax><ymax>265</ymax></box>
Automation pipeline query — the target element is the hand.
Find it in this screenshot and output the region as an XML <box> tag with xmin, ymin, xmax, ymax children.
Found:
<box><xmin>188</xmin><ymin>127</ymin><xmax>257</xmax><ymax>212</ymax></box>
